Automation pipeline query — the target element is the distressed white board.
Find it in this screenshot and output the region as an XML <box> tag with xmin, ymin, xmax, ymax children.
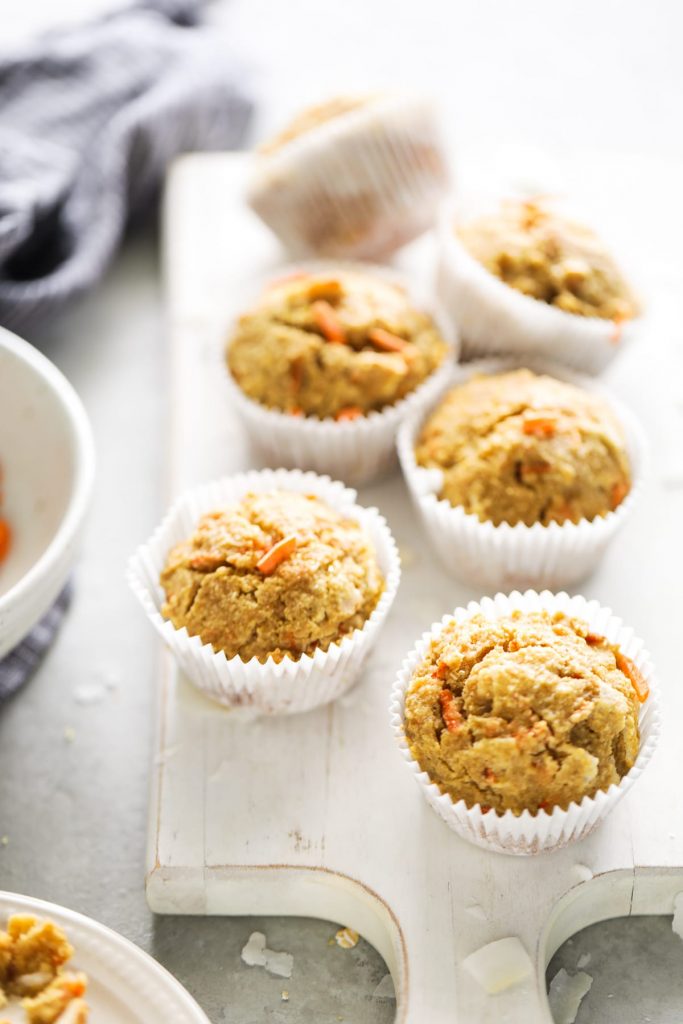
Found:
<box><xmin>148</xmin><ymin>152</ymin><xmax>683</xmax><ymax>1022</ymax></box>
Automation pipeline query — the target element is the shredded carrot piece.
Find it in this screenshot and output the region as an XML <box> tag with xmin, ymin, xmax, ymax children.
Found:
<box><xmin>335</xmin><ymin>406</ymin><xmax>363</xmax><ymax>422</ymax></box>
<box><xmin>483</xmin><ymin>767</ymin><xmax>497</xmax><ymax>783</ymax></box>
<box><xmin>311</xmin><ymin>300</ymin><xmax>346</xmax><ymax>343</ymax></box>
<box><xmin>439</xmin><ymin>689</ymin><xmax>462</xmax><ymax>733</ymax></box>
<box><xmin>0</xmin><ymin>519</ymin><xmax>10</xmax><ymax>563</ymax></box>
<box><xmin>585</xmin><ymin>632</ymin><xmax>605</xmax><ymax>646</ymax></box>
<box><xmin>616</xmin><ymin>651</ymin><xmax>650</xmax><ymax>703</ymax></box>
<box><xmin>367</xmin><ymin>327</ymin><xmax>407</xmax><ymax>353</ymax></box>
<box><xmin>610</xmin><ymin>479</ymin><xmax>629</xmax><ymax>509</ymax></box>
<box><xmin>307</xmin><ymin>278</ymin><xmax>343</xmax><ymax>301</ymax></box>
<box><xmin>288</xmin><ymin>407</ymin><xmax>303</xmax><ymax>418</ymax></box>
<box><xmin>522</xmin><ymin>461</ymin><xmax>552</xmax><ymax>475</ymax></box>
<box><xmin>522</xmin><ymin>416</ymin><xmax>557</xmax><ymax>438</ymax></box>
<box><xmin>609</xmin><ymin>312</ymin><xmax>629</xmax><ymax>345</ymax></box>
<box><xmin>256</xmin><ymin>535</ymin><xmax>298</xmax><ymax>575</ymax></box>
<box><xmin>538</xmin><ymin>800</ymin><xmax>552</xmax><ymax>813</ymax></box>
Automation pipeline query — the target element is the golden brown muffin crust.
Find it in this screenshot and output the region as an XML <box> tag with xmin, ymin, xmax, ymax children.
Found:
<box><xmin>458</xmin><ymin>198</ymin><xmax>638</xmax><ymax>320</ymax></box>
<box><xmin>227</xmin><ymin>270</ymin><xmax>448</xmax><ymax>420</ymax></box>
<box><xmin>404</xmin><ymin>610</ymin><xmax>642</xmax><ymax>815</ymax></box>
<box><xmin>161</xmin><ymin>490</ymin><xmax>384</xmax><ymax>663</ymax></box>
<box><xmin>415</xmin><ymin>369</ymin><xmax>631</xmax><ymax>526</ymax></box>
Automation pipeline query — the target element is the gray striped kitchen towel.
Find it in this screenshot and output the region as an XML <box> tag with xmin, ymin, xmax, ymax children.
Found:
<box><xmin>0</xmin><ymin>583</ymin><xmax>72</xmax><ymax>702</ymax></box>
<box><xmin>0</xmin><ymin>0</ymin><xmax>252</xmax><ymax>330</ymax></box>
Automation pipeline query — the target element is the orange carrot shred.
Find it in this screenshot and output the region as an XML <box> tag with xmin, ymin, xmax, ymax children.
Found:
<box><xmin>522</xmin><ymin>416</ymin><xmax>557</xmax><ymax>438</ymax></box>
<box><xmin>288</xmin><ymin>407</ymin><xmax>304</xmax><ymax>418</ymax></box>
<box><xmin>585</xmin><ymin>632</ymin><xmax>605</xmax><ymax>646</ymax></box>
<box><xmin>609</xmin><ymin>312</ymin><xmax>629</xmax><ymax>345</ymax></box>
<box><xmin>335</xmin><ymin>406</ymin><xmax>363</xmax><ymax>422</ymax></box>
<box><xmin>439</xmin><ymin>689</ymin><xmax>462</xmax><ymax>733</ymax></box>
<box><xmin>522</xmin><ymin>460</ymin><xmax>552</xmax><ymax>475</ymax></box>
<box><xmin>0</xmin><ymin>519</ymin><xmax>10</xmax><ymax>564</ymax></box>
<box><xmin>368</xmin><ymin>327</ymin><xmax>407</xmax><ymax>353</ymax></box>
<box><xmin>311</xmin><ymin>300</ymin><xmax>346</xmax><ymax>343</ymax></box>
<box><xmin>616</xmin><ymin>651</ymin><xmax>650</xmax><ymax>703</ymax></box>
<box><xmin>256</xmin><ymin>535</ymin><xmax>298</xmax><ymax>575</ymax></box>
<box><xmin>610</xmin><ymin>479</ymin><xmax>629</xmax><ymax>509</ymax></box>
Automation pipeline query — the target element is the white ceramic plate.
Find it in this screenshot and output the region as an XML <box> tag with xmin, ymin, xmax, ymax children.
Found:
<box><xmin>0</xmin><ymin>893</ymin><xmax>209</xmax><ymax>1023</ymax></box>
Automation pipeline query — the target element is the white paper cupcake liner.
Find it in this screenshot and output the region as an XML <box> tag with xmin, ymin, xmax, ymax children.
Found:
<box><xmin>225</xmin><ymin>261</ymin><xmax>459</xmax><ymax>487</ymax></box>
<box><xmin>390</xmin><ymin>590</ymin><xmax>661</xmax><ymax>856</ymax></box>
<box><xmin>247</xmin><ymin>93</ymin><xmax>450</xmax><ymax>260</ymax></box>
<box><xmin>436</xmin><ymin>204</ymin><xmax>641</xmax><ymax>375</ymax></box>
<box><xmin>128</xmin><ymin>469</ymin><xmax>401</xmax><ymax>715</ymax></box>
<box><xmin>397</xmin><ymin>358</ymin><xmax>648</xmax><ymax>591</ymax></box>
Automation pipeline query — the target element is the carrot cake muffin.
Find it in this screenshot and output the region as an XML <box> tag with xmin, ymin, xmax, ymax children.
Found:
<box><xmin>247</xmin><ymin>93</ymin><xmax>449</xmax><ymax>258</ymax></box>
<box><xmin>457</xmin><ymin>199</ymin><xmax>638</xmax><ymax>321</ymax></box>
<box><xmin>415</xmin><ymin>369</ymin><xmax>631</xmax><ymax>527</ymax></box>
<box><xmin>160</xmin><ymin>490</ymin><xmax>384</xmax><ymax>662</ymax></box>
<box><xmin>227</xmin><ymin>269</ymin><xmax>448</xmax><ymax>420</ymax></box>
<box><xmin>0</xmin><ymin>914</ymin><xmax>88</xmax><ymax>1023</ymax></box>
<box><xmin>404</xmin><ymin>610</ymin><xmax>647</xmax><ymax>815</ymax></box>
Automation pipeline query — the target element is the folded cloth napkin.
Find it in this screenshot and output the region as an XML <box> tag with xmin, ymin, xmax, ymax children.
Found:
<box><xmin>0</xmin><ymin>0</ymin><xmax>252</xmax><ymax>329</ymax></box>
<box><xmin>0</xmin><ymin>584</ymin><xmax>72</xmax><ymax>702</ymax></box>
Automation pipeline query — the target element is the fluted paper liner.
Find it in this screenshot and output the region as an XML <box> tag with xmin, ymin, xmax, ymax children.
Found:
<box><xmin>436</xmin><ymin>204</ymin><xmax>641</xmax><ymax>375</ymax></box>
<box><xmin>397</xmin><ymin>359</ymin><xmax>647</xmax><ymax>591</ymax></box>
<box><xmin>225</xmin><ymin>261</ymin><xmax>459</xmax><ymax>487</ymax></box>
<box><xmin>247</xmin><ymin>93</ymin><xmax>450</xmax><ymax>260</ymax></box>
<box><xmin>389</xmin><ymin>590</ymin><xmax>661</xmax><ymax>856</ymax></box>
<box><xmin>128</xmin><ymin>469</ymin><xmax>401</xmax><ymax>715</ymax></box>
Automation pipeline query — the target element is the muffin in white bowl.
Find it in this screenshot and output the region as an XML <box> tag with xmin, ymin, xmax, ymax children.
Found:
<box><xmin>0</xmin><ymin>327</ymin><xmax>95</xmax><ymax>659</ymax></box>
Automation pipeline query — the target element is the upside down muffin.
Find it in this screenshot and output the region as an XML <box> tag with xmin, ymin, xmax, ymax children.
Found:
<box><xmin>404</xmin><ymin>610</ymin><xmax>648</xmax><ymax>815</ymax></box>
<box><xmin>415</xmin><ymin>369</ymin><xmax>632</xmax><ymax>527</ymax></box>
<box><xmin>227</xmin><ymin>270</ymin><xmax>448</xmax><ymax>420</ymax></box>
<box><xmin>457</xmin><ymin>198</ymin><xmax>638</xmax><ymax>322</ymax></box>
<box><xmin>0</xmin><ymin>914</ymin><xmax>88</xmax><ymax>1023</ymax></box>
<box><xmin>160</xmin><ymin>490</ymin><xmax>384</xmax><ymax>662</ymax></box>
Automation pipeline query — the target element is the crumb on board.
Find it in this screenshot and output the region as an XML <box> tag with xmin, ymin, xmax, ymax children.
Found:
<box><xmin>572</xmin><ymin>863</ymin><xmax>593</xmax><ymax>883</ymax></box>
<box><xmin>464</xmin><ymin>901</ymin><xmax>488</xmax><ymax>921</ymax></box>
<box><xmin>461</xmin><ymin>936</ymin><xmax>532</xmax><ymax>994</ymax></box>
<box><xmin>63</xmin><ymin>727</ymin><xmax>76</xmax><ymax>744</ymax></box>
<box><xmin>281</xmin><ymin>990</ymin><xmax>289</xmax><ymax>1002</ymax></box>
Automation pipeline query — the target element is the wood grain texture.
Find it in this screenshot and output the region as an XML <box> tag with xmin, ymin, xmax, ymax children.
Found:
<box><xmin>149</xmin><ymin>153</ymin><xmax>683</xmax><ymax>1022</ymax></box>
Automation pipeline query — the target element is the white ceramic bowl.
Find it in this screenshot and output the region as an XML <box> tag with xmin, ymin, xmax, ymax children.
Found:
<box><xmin>0</xmin><ymin>327</ymin><xmax>95</xmax><ymax>659</ymax></box>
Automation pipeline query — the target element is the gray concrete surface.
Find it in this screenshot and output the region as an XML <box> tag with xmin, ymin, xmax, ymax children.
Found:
<box><xmin>2</xmin><ymin>1</ymin><xmax>683</xmax><ymax>1021</ymax></box>
<box><xmin>547</xmin><ymin>916</ymin><xmax>683</xmax><ymax>1024</ymax></box>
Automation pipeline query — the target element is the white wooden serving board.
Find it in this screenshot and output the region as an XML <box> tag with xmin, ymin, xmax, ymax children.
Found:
<box><xmin>148</xmin><ymin>151</ymin><xmax>683</xmax><ymax>1022</ymax></box>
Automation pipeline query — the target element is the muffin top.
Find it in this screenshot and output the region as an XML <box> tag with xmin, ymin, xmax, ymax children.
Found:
<box><xmin>457</xmin><ymin>199</ymin><xmax>637</xmax><ymax>321</ymax></box>
<box><xmin>259</xmin><ymin>96</ymin><xmax>372</xmax><ymax>156</ymax></box>
<box><xmin>161</xmin><ymin>490</ymin><xmax>384</xmax><ymax>663</ymax></box>
<box><xmin>415</xmin><ymin>369</ymin><xmax>631</xmax><ymax>527</ymax></box>
<box><xmin>227</xmin><ymin>270</ymin><xmax>448</xmax><ymax>420</ymax></box>
<box><xmin>404</xmin><ymin>609</ymin><xmax>646</xmax><ymax>815</ymax></box>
